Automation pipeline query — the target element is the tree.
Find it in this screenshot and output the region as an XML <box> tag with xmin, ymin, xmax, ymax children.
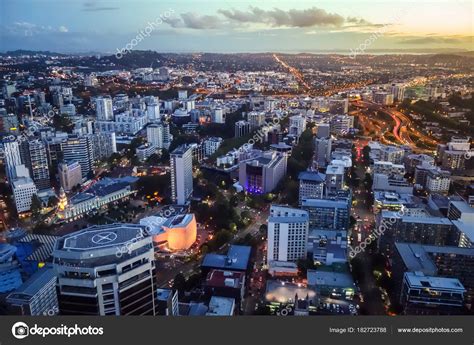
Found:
<box><xmin>30</xmin><ymin>194</ymin><xmax>42</xmax><ymax>219</ymax></box>
<box><xmin>47</xmin><ymin>196</ymin><xmax>59</xmax><ymax>208</ymax></box>
<box><xmin>172</xmin><ymin>273</ymin><xmax>186</xmax><ymax>296</ymax></box>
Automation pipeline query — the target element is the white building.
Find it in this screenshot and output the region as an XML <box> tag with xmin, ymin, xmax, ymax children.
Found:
<box><xmin>95</xmin><ymin>96</ymin><xmax>113</xmax><ymax>121</ymax></box>
<box><xmin>289</xmin><ymin>115</ymin><xmax>306</xmax><ymax>137</ymax></box>
<box><xmin>2</xmin><ymin>139</ymin><xmax>22</xmax><ymax>182</ymax></box>
<box><xmin>12</xmin><ymin>177</ymin><xmax>38</xmax><ymax>213</ymax></box>
<box><xmin>203</xmin><ymin>137</ymin><xmax>223</xmax><ymax>157</ymax></box>
<box><xmin>58</xmin><ymin>161</ymin><xmax>83</xmax><ymax>192</ymax></box>
<box><xmin>147</xmin><ymin>123</ymin><xmax>165</xmax><ymax>149</ymax></box>
<box><xmin>267</xmin><ymin>205</ymin><xmax>309</xmax><ymax>263</ymax></box>
<box><xmin>170</xmin><ymin>145</ymin><xmax>193</xmax><ymax>205</ymax></box>
<box><xmin>425</xmin><ymin>170</ymin><xmax>451</xmax><ymax>195</ymax></box>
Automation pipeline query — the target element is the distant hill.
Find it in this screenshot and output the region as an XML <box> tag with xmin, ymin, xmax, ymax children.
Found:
<box><xmin>0</xmin><ymin>50</ymin><xmax>66</xmax><ymax>57</ymax></box>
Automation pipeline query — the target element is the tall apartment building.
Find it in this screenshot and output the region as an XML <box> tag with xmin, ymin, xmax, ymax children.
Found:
<box><xmin>53</xmin><ymin>224</ymin><xmax>157</xmax><ymax>315</ymax></box>
<box><xmin>267</xmin><ymin>206</ymin><xmax>309</xmax><ymax>263</ymax></box>
<box><xmin>247</xmin><ymin>111</ymin><xmax>265</xmax><ymax>129</ymax></box>
<box><xmin>2</xmin><ymin>139</ymin><xmax>22</xmax><ymax>182</ymax></box>
<box><xmin>27</xmin><ymin>139</ymin><xmax>50</xmax><ymax>190</ymax></box>
<box><xmin>95</xmin><ymin>96</ymin><xmax>114</xmax><ymax>121</ymax></box>
<box><xmin>170</xmin><ymin>145</ymin><xmax>193</xmax><ymax>205</ymax></box>
<box><xmin>62</xmin><ymin>135</ymin><xmax>93</xmax><ymax>178</ymax></box>
<box><xmin>301</xmin><ymin>197</ymin><xmax>350</xmax><ymax>230</ymax></box>
<box><xmin>393</xmin><ymin>243</ymin><xmax>474</xmax><ymax>309</ymax></box>
<box><xmin>377</xmin><ymin>210</ymin><xmax>456</xmax><ymax>256</ymax></box>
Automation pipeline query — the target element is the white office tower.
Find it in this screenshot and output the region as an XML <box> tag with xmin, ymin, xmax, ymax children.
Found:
<box><xmin>147</xmin><ymin>123</ymin><xmax>164</xmax><ymax>149</ymax></box>
<box><xmin>267</xmin><ymin>205</ymin><xmax>309</xmax><ymax>263</ymax></box>
<box><xmin>212</xmin><ymin>107</ymin><xmax>224</xmax><ymax>124</ymax></box>
<box><xmin>170</xmin><ymin>145</ymin><xmax>193</xmax><ymax>205</ymax></box>
<box><xmin>2</xmin><ymin>139</ymin><xmax>22</xmax><ymax>182</ymax></box>
<box><xmin>12</xmin><ymin>177</ymin><xmax>37</xmax><ymax>213</ymax></box>
<box><xmin>146</xmin><ymin>99</ymin><xmax>160</xmax><ymax>122</ymax></box>
<box><xmin>95</xmin><ymin>96</ymin><xmax>114</xmax><ymax>121</ymax></box>
<box><xmin>53</xmin><ymin>224</ymin><xmax>157</xmax><ymax>315</ymax></box>
<box><xmin>289</xmin><ymin>115</ymin><xmax>307</xmax><ymax>137</ymax></box>
<box><xmin>178</xmin><ymin>90</ymin><xmax>188</xmax><ymax>100</ymax></box>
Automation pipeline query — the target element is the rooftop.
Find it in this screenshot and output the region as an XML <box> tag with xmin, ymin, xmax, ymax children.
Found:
<box><xmin>404</xmin><ymin>272</ymin><xmax>465</xmax><ymax>291</ymax></box>
<box><xmin>6</xmin><ymin>265</ymin><xmax>56</xmax><ymax>301</ymax></box>
<box><xmin>298</xmin><ymin>171</ymin><xmax>326</xmax><ymax>183</ymax></box>
<box><xmin>202</xmin><ymin>245</ymin><xmax>251</xmax><ymax>271</ymax></box>
<box><xmin>206</xmin><ymin>296</ymin><xmax>235</xmax><ymax>316</ymax></box>
<box><xmin>56</xmin><ymin>223</ymin><xmax>149</xmax><ymax>251</ymax></box>
<box><xmin>307</xmin><ymin>269</ymin><xmax>355</xmax><ymax>288</ymax></box>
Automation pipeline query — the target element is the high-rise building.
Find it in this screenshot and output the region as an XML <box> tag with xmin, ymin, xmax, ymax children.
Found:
<box><xmin>400</xmin><ymin>272</ymin><xmax>465</xmax><ymax>315</ymax></box>
<box><xmin>301</xmin><ymin>196</ymin><xmax>351</xmax><ymax>230</ymax></box>
<box><xmin>27</xmin><ymin>139</ymin><xmax>50</xmax><ymax>190</ymax></box>
<box><xmin>170</xmin><ymin>145</ymin><xmax>193</xmax><ymax>205</ymax></box>
<box><xmin>12</xmin><ymin>177</ymin><xmax>38</xmax><ymax>213</ymax></box>
<box><xmin>53</xmin><ymin>224</ymin><xmax>157</xmax><ymax>315</ymax></box>
<box><xmin>238</xmin><ymin>151</ymin><xmax>287</xmax><ymax>194</ymax></box>
<box><xmin>95</xmin><ymin>96</ymin><xmax>114</xmax><ymax>121</ymax></box>
<box><xmin>235</xmin><ymin>120</ymin><xmax>251</xmax><ymax>138</ymax></box>
<box><xmin>89</xmin><ymin>132</ymin><xmax>117</xmax><ymax>161</ymax></box>
<box><xmin>248</xmin><ymin>111</ymin><xmax>265</xmax><ymax>129</ymax></box>
<box><xmin>314</xmin><ymin>137</ymin><xmax>332</xmax><ymax>168</ymax></box>
<box><xmin>62</xmin><ymin>135</ymin><xmax>93</xmax><ymax>178</ymax></box>
<box><xmin>2</xmin><ymin>139</ymin><xmax>22</xmax><ymax>182</ymax></box>
<box><xmin>203</xmin><ymin>137</ymin><xmax>223</xmax><ymax>157</ymax></box>
<box><xmin>393</xmin><ymin>243</ymin><xmax>474</xmax><ymax>309</ymax></box>
<box><xmin>325</xmin><ymin>164</ymin><xmax>345</xmax><ymax>193</ymax></box>
<box><xmin>316</xmin><ymin>123</ymin><xmax>330</xmax><ymax>139</ymax></box>
<box><xmin>289</xmin><ymin>115</ymin><xmax>306</xmax><ymax>137</ymax></box>
<box><xmin>330</xmin><ymin>115</ymin><xmax>354</xmax><ymax>135</ymax></box>
<box><xmin>58</xmin><ymin>161</ymin><xmax>83</xmax><ymax>192</ymax></box>
<box><xmin>267</xmin><ymin>205</ymin><xmax>309</xmax><ymax>263</ymax></box>
<box><xmin>147</xmin><ymin>123</ymin><xmax>165</xmax><ymax>149</ymax></box>
<box><xmin>6</xmin><ymin>265</ymin><xmax>58</xmax><ymax>316</ymax></box>
<box><xmin>377</xmin><ymin>210</ymin><xmax>456</xmax><ymax>256</ymax></box>
<box><xmin>298</xmin><ymin>171</ymin><xmax>325</xmax><ymax>205</ymax></box>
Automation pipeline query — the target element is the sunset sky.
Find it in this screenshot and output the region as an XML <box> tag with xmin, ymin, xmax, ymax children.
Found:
<box><xmin>1</xmin><ymin>0</ymin><xmax>472</xmax><ymax>53</ymax></box>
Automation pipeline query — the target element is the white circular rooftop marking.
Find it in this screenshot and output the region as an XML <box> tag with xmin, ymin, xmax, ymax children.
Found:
<box><xmin>91</xmin><ymin>232</ymin><xmax>117</xmax><ymax>244</ymax></box>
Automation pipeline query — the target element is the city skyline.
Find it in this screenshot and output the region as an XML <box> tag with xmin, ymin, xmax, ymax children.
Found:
<box><xmin>1</xmin><ymin>0</ymin><xmax>473</xmax><ymax>53</ymax></box>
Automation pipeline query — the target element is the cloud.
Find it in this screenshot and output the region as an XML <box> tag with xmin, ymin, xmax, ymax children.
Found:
<box><xmin>1</xmin><ymin>22</ymin><xmax>69</xmax><ymax>36</ymax></box>
<box><xmin>179</xmin><ymin>13</ymin><xmax>223</xmax><ymax>29</ymax></box>
<box><xmin>218</xmin><ymin>6</ymin><xmax>345</xmax><ymax>28</ymax></box>
<box><xmin>82</xmin><ymin>1</ymin><xmax>118</xmax><ymax>12</ymax></box>
<box><xmin>163</xmin><ymin>6</ymin><xmax>377</xmax><ymax>31</ymax></box>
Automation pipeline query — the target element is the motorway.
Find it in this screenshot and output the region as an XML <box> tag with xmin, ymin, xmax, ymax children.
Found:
<box><xmin>353</xmin><ymin>100</ymin><xmax>437</xmax><ymax>153</ymax></box>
